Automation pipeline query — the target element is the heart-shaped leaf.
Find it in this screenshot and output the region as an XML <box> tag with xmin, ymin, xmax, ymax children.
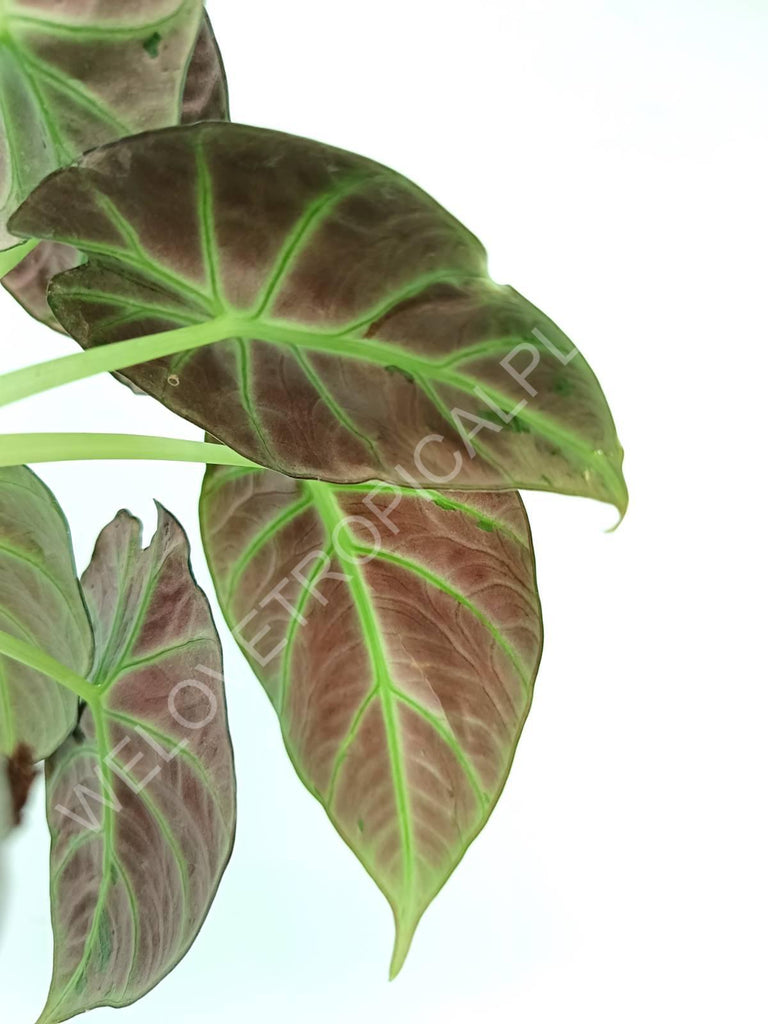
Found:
<box><xmin>41</xmin><ymin>506</ymin><xmax>236</xmax><ymax>1023</ymax></box>
<box><xmin>0</xmin><ymin>0</ymin><xmax>205</xmax><ymax>251</ymax></box>
<box><xmin>2</xmin><ymin>10</ymin><xmax>227</xmax><ymax>331</ymax></box>
<box><xmin>0</xmin><ymin>466</ymin><xmax>92</xmax><ymax>761</ymax></box>
<box><xmin>10</xmin><ymin>123</ymin><xmax>627</xmax><ymax>511</ymax></box>
<box><xmin>200</xmin><ymin>464</ymin><xmax>543</xmax><ymax>975</ymax></box>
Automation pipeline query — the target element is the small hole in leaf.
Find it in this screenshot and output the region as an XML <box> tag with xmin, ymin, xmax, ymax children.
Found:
<box><xmin>143</xmin><ymin>32</ymin><xmax>162</xmax><ymax>58</ymax></box>
<box><xmin>167</xmin><ymin>374</ymin><xmax>180</xmax><ymax>387</ymax></box>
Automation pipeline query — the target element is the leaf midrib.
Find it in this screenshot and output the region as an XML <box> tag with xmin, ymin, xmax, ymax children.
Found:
<box><xmin>308</xmin><ymin>482</ymin><xmax>417</xmax><ymax>906</ymax></box>
<box><xmin>67</xmin><ymin>271</ymin><xmax>608</xmax><ymax>474</ymax></box>
<box><xmin>44</xmin><ymin>215</ymin><xmax>620</xmax><ymax>499</ymax></box>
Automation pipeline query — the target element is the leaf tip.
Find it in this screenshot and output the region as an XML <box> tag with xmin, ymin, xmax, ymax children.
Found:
<box><xmin>388</xmin><ymin>912</ymin><xmax>419</xmax><ymax>980</ymax></box>
<box><xmin>606</xmin><ymin>463</ymin><xmax>629</xmax><ymax>531</ymax></box>
<box><xmin>592</xmin><ymin>444</ymin><xmax>628</xmax><ymax>526</ymax></box>
<box><xmin>605</xmin><ymin>498</ymin><xmax>628</xmax><ymax>533</ymax></box>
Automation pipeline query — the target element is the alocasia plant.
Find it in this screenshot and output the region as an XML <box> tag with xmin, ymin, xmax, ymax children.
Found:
<box><xmin>0</xmin><ymin>2</ymin><xmax>628</xmax><ymax>1018</ymax></box>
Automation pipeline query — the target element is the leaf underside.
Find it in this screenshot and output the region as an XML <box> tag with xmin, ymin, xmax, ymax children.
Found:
<box><xmin>1</xmin><ymin>9</ymin><xmax>227</xmax><ymax>331</ymax></box>
<box><xmin>0</xmin><ymin>466</ymin><xmax>92</xmax><ymax>761</ymax></box>
<box><xmin>41</xmin><ymin>506</ymin><xmax>236</xmax><ymax>1023</ymax></box>
<box><xmin>200</xmin><ymin>464</ymin><xmax>543</xmax><ymax>975</ymax></box>
<box><xmin>12</xmin><ymin>122</ymin><xmax>627</xmax><ymax>510</ymax></box>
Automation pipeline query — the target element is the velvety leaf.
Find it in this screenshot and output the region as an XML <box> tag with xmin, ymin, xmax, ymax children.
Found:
<box><xmin>1</xmin><ymin>10</ymin><xmax>228</xmax><ymax>331</ymax></box>
<box><xmin>11</xmin><ymin>123</ymin><xmax>627</xmax><ymax>511</ymax></box>
<box><xmin>200</xmin><ymin>463</ymin><xmax>543</xmax><ymax>975</ymax></box>
<box><xmin>0</xmin><ymin>466</ymin><xmax>92</xmax><ymax>761</ymax></box>
<box><xmin>0</xmin><ymin>0</ymin><xmax>205</xmax><ymax>250</ymax></box>
<box><xmin>40</xmin><ymin>505</ymin><xmax>236</xmax><ymax>1023</ymax></box>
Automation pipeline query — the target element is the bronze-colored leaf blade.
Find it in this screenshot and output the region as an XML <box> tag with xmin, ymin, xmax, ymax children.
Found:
<box><xmin>0</xmin><ymin>466</ymin><xmax>92</xmax><ymax>761</ymax></box>
<box><xmin>200</xmin><ymin>464</ymin><xmax>543</xmax><ymax>976</ymax></box>
<box><xmin>40</xmin><ymin>505</ymin><xmax>236</xmax><ymax>1023</ymax></box>
<box><xmin>10</xmin><ymin>122</ymin><xmax>627</xmax><ymax>511</ymax></box>
<box><xmin>2</xmin><ymin>10</ymin><xmax>228</xmax><ymax>332</ymax></box>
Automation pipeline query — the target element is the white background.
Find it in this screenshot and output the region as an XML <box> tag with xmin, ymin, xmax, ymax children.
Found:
<box><xmin>1</xmin><ymin>0</ymin><xmax>767</xmax><ymax>1020</ymax></box>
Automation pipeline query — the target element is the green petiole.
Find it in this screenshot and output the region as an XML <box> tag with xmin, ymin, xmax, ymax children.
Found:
<box><xmin>0</xmin><ymin>630</ymin><xmax>96</xmax><ymax>704</ymax></box>
<box><xmin>0</xmin><ymin>433</ymin><xmax>262</xmax><ymax>469</ymax></box>
<box><xmin>0</xmin><ymin>316</ymin><xmax>242</xmax><ymax>409</ymax></box>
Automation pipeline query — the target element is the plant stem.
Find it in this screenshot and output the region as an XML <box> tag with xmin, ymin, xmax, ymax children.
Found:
<box><xmin>0</xmin><ymin>433</ymin><xmax>262</xmax><ymax>469</ymax></box>
<box><xmin>0</xmin><ymin>631</ymin><xmax>97</xmax><ymax>704</ymax></box>
<box><xmin>0</xmin><ymin>316</ymin><xmax>242</xmax><ymax>409</ymax></box>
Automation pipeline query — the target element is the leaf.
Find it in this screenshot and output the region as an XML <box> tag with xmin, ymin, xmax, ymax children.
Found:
<box><xmin>0</xmin><ymin>0</ymin><xmax>205</xmax><ymax>251</ymax></box>
<box><xmin>200</xmin><ymin>463</ymin><xmax>543</xmax><ymax>975</ymax></box>
<box><xmin>2</xmin><ymin>10</ymin><xmax>228</xmax><ymax>332</ymax></box>
<box><xmin>0</xmin><ymin>466</ymin><xmax>92</xmax><ymax>761</ymax></box>
<box><xmin>10</xmin><ymin>123</ymin><xmax>628</xmax><ymax>512</ymax></box>
<box><xmin>40</xmin><ymin>505</ymin><xmax>236</xmax><ymax>1023</ymax></box>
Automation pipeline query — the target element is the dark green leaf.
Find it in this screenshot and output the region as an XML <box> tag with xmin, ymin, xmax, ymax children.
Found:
<box><xmin>40</xmin><ymin>505</ymin><xmax>236</xmax><ymax>1023</ymax></box>
<box><xmin>200</xmin><ymin>463</ymin><xmax>543</xmax><ymax>975</ymax></box>
<box><xmin>11</xmin><ymin>123</ymin><xmax>627</xmax><ymax>511</ymax></box>
<box><xmin>2</xmin><ymin>10</ymin><xmax>228</xmax><ymax>332</ymax></box>
<box><xmin>0</xmin><ymin>466</ymin><xmax>92</xmax><ymax>761</ymax></box>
